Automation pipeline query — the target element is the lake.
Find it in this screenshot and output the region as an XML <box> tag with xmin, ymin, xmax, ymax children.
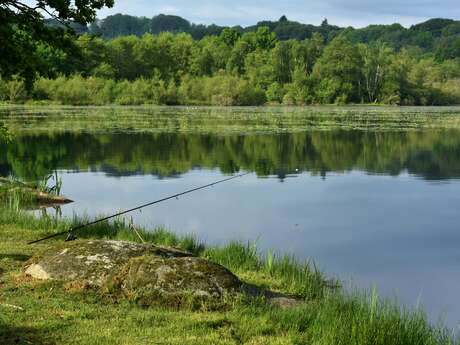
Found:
<box><xmin>2</xmin><ymin>105</ymin><xmax>460</xmax><ymax>328</ymax></box>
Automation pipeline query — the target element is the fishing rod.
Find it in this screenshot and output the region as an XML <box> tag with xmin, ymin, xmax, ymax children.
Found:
<box><xmin>28</xmin><ymin>172</ymin><xmax>250</xmax><ymax>245</ymax></box>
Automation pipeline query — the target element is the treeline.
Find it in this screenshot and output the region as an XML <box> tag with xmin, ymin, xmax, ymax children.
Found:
<box><xmin>2</xmin><ymin>26</ymin><xmax>460</xmax><ymax>105</ymax></box>
<box><xmin>87</xmin><ymin>14</ymin><xmax>343</xmax><ymax>41</ymax></box>
<box><xmin>88</xmin><ymin>14</ymin><xmax>460</xmax><ymax>60</ymax></box>
<box><xmin>89</xmin><ymin>14</ymin><xmax>235</xmax><ymax>40</ymax></box>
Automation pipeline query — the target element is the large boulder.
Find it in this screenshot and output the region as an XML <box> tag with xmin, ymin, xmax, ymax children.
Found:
<box><xmin>24</xmin><ymin>240</ymin><xmax>242</xmax><ymax>306</ymax></box>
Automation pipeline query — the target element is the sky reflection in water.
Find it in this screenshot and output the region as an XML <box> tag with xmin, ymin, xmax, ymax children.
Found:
<box><xmin>3</xmin><ymin>127</ymin><xmax>460</xmax><ymax>328</ymax></box>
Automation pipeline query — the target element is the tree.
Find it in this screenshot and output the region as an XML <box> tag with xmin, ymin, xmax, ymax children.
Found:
<box><xmin>75</xmin><ymin>34</ymin><xmax>110</xmax><ymax>76</ymax></box>
<box><xmin>359</xmin><ymin>41</ymin><xmax>394</xmax><ymax>103</ymax></box>
<box><xmin>382</xmin><ymin>49</ymin><xmax>414</xmax><ymax>105</ymax></box>
<box><xmin>219</xmin><ymin>28</ymin><xmax>241</xmax><ymax>47</ymax></box>
<box><xmin>96</xmin><ymin>14</ymin><xmax>149</xmax><ymax>38</ymax></box>
<box><xmin>197</xmin><ymin>36</ymin><xmax>231</xmax><ymax>73</ymax></box>
<box><xmin>150</xmin><ymin>14</ymin><xmax>191</xmax><ymax>34</ymax></box>
<box><xmin>291</xmin><ymin>33</ymin><xmax>324</xmax><ymax>74</ymax></box>
<box><xmin>254</xmin><ymin>27</ymin><xmax>277</xmax><ymax>50</ymax></box>
<box><xmin>435</xmin><ymin>35</ymin><xmax>460</xmax><ymax>60</ymax></box>
<box><xmin>245</xmin><ymin>49</ymin><xmax>275</xmax><ymax>89</ymax></box>
<box><xmin>272</xmin><ymin>41</ymin><xmax>293</xmax><ymax>83</ymax></box>
<box><xmin>106</xmin><ymin>35</ymin><xmax>139</xmax><ymax>80</ymax></box>
<box><xmin>312</xmin><ymin>36</ymin><xmax>363</xmax><ymax>103</ymax></box>
<box><xmin>0</xmin><ymin>0</ymin><xmax>114</xmax><ymax>86</ymax></box>
<box><xmin>227</xmin><ymin>39</ymin><xmax>252</xmax><ymax>75</ymax></box>
<box><xmin>283</xmin><ymin>66</ymin><xmax>316</xmax><ymax>104</ymax></box>
<box><xmin>0</xmin><ymin>123</ymin><xmax>10</xmax><ymax>143</ymax></box>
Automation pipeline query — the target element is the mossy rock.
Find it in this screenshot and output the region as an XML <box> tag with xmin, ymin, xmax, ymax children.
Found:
<box><xmin>106</xmin><ymin>255</ymin><xmax>241</xmax><ymax>307</ymax></box>
<box><xmin>24</xmin><ymin>240</ymin><xmax>242</xmax><ymax>306</ymax></box>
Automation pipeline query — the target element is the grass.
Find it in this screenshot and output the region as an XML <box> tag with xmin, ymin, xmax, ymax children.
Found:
<box><xmin>0</xmin><ymin>204</ymin><xmax>456</xmax><ymax>345</ymax></box>
<box><xmin>0</xmin><ymin>178</ymin><xmax>36</xmax><ymax>207</ymax></box>
<box><xmin>1</xmin><ymin>105</ymin><xmax>459</xmax><ymax>343</ymax></box>
<box><xmin>0</xmin><ymin>176</ymin><xmax>66</xmax><ymax>209</ymax></box>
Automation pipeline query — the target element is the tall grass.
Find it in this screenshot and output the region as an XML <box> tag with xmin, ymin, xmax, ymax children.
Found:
<box><xmin>203</xmin><ymin>242</ymin><xmax>329</xmax><ymax>299</ymax></box>
<box><xmin>260</xmin><ymin>292</ymin><xmax>454</xmax><ymax>345</ymax></box>
<box><xmin>0</xmin><ymin>206</ymin><xmax>204</xmax><ymax>255</ymax></box>
<box><xmin>0</xmin><ymin>179</ymin><xmax>37</xmax><ymax>208</ymax></box>
<box><xmin>0</xmin><ymin>204</ymin><xmax>329</xmax><ymax>299</ymax></box>
<box><xmin>0</xmin><ymin>202</ymin><xmax>456</xmax><ymax>344</ymax></box>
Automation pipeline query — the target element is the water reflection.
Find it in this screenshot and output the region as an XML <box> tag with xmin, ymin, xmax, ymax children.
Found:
<box><xmin>54</xmin><ymin>170</ymin><xmax>460</xmax><ymax>329</ymax></box>
<box><xmin>2</xmin><ymin>130</ymin><xmax>460</xmax><ymax>181</ymax></box>
<box><xmin>3</xmin><ymin>128</ymin><xmax>460</xmax><ymax>328</ymax></box>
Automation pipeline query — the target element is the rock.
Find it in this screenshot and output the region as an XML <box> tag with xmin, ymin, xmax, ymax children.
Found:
<box><xmin>265</xmin><ymin>295</ymin><xmax>303</xmax><ymax>309</ymax></box>
<box><xmin>31</xmin><ymin>191</ymin><xmax>73</xmax><ymax>207</ymax></box>
<box><xmin>24</xmin><ymin>240</ymin><xmax>242</xmax><ymax>306</ymax></box>
<box><xmin>108</xmin><ymin>255</ymin><xmax>242</xmax><ymax>307</ymax></box>
<box><xmin>242</xmin><ymin>283</ymin><xmax>303</xmax><ymax>309</ymax></box>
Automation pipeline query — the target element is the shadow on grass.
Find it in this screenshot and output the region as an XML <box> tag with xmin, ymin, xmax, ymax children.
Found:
<box><xmin>0</xmin><ymin>254</ymin><xmax>31</xmax><ymax>262</ymax></box>
<box><xmin>242</xmin><ymin>282</ymin><xmax>304</xmax><ymax>308</ymax></box>
<box><xmin>0</xmin><ymin>323</ymin><xmax>55</xmax><ymax>345</ymax></box>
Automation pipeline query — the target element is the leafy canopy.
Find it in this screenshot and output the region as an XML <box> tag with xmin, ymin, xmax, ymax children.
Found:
<box><xmin>0</xmin><ymin>0</ymin><xmax>114</xmax><ymax>86</ymax></box>
<box><xmin>0</xmin><ymin>122</ymin><xmax>11</xmax><ymax>143</ymax></box>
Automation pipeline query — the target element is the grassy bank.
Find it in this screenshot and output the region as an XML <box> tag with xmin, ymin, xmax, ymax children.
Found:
<box><xmin>0</xmin><ymin>206</ymin><xmax>455</xmax><ymax>345</ymax></box>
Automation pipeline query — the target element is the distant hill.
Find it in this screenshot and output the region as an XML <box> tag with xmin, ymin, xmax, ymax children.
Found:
<box><xmin>88</xmin><ymin>14</ymin><xmax>230</xmax><ymax>40</ymax></box>
<box><xmin>44</xmin><ymin>18</ymin><xmax>89</xmax><ymax>35</ymax></box>
<box><xmin>45</xmin><ymin>14</ymin><xmax>460</xmax><ymax>58</ymax></box>
<box><xmin>87</xmin><ymin>14</ymin><xmax>343</xmax><ymax>41</ymax></box>
<box><xmin>340</xmin><ymin>18</ymin><xmax>460</xmax><ymax>56</ymax></box>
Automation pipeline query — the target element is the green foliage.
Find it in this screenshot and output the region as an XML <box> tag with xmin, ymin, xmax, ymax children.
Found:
<box><xmin>114</xmin><ymin>78</ymin><xmax>167</xmax><ymax>105</ymax></box>
<box><xmin>179</xmin><ymin>74</ymin><xmax>266</xmax><ymax>106</ymax></box>
<box><xmin>29</xmin><ymin>74</ymin><xmax>264</xmax><ymax>106</ymax></box>
<box><xmin>30</xmin><ymin>73</ymin><xmax>266</xmax><ymax>106</ymax></box>
<box><xmin>266</xmin><ymin>82</ymin><xmax>285</xmax><ymax>103</ymax></box>
<box><xmin>271</xmin><ymin>41</ymin><xmax>293</xmax><ymax>84</ymax></box>
<box><xmin>313</xmin><ymin>36</ymin><xmax>363</xmax><ymax>103</ymax></box>
<box><xmin>4</xmin><ymin>17</ymin><xmax>460</xmax><ymax>105</ymax></box>
<box><xmin>245</xmin><ymin>49</ymin><xmax>275</xmax><ymax>89</ymax></box>
<box><xmin>0</xmin><ymin>206</ymin><xmax>457</xmax><ymax>345</ymax></box>
<box><xmin>0</xmin><ymin>0</ymin><xmax>114</xmax><ymax>87</ymax></box>
<box><xmin>90</xmin><ymin>13</ymin><xmax>342</xmax><ymax>42</ymax></box>
<box><xmin>87</xmin><ymin>12</ymin><xmax>460</xmax><ymax>70</ymax></box>
<box><xmin>282</xmin><ymin>66</ymin><xmax>316</xmax><ymax>105</ymax></box>
<box><xmin>4</xmin><ymin>77</ymin><xmax>26</xmax><ymax>102</ymax></box>
<box><xmin>0</xmin><ymin>122</ymin><xmax>11</xmax><ymax>144</ymax></box>
<box><xmin>359</xmin><ymin>41</ymin><xmax>395</xmax><ymax>103</ymax></box>
<box><xmin>219</xmin><ymin>28</ymin><xmax>241</xmax><ymax>46</ymax></box>
<box><xmin>32</xmin><ymin>75</ymin><xmax>167</xmax><ymax>105</ymax></box>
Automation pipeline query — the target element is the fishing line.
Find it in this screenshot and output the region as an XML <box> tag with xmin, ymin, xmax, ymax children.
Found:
<box><xmin>28</xmin><ymin>172</ymin><xmax>250</xmax><ymax>245</ymax></box>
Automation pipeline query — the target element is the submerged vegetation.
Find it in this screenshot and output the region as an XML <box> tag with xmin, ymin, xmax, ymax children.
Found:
<box><xmin>1</xmin><ymin>106</ymin><xmax>460</xmax><ymax>181</ymax></box>
<box><xmin>0</xmin><ymin>203</ymin><xmax>457</xmax><ymax>344</ymax></box>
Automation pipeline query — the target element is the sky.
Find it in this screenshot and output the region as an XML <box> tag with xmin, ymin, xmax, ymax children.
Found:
<box><xmin>95</xmin><ymin>0</ymin><xmax>460</xmax><ymax>28</ymax></box>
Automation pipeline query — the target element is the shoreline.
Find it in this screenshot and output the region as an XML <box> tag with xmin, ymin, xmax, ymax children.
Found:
<box><xmin>0</xmin><ymin>205</ymin><xmax>456</xmax><ymax>344</ymax></box>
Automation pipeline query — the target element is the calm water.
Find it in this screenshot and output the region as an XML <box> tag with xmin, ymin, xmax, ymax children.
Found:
<box><xmin>2</xmin><ymin>106</ymin><xmax>460</xmax><ymax>328</ymax></box>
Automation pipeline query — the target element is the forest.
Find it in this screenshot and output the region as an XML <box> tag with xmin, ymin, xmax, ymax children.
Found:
<box><xmin>2</xmin><ymin>14</ymin><xmax>460</xmax><ymax>105</ymax></box>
